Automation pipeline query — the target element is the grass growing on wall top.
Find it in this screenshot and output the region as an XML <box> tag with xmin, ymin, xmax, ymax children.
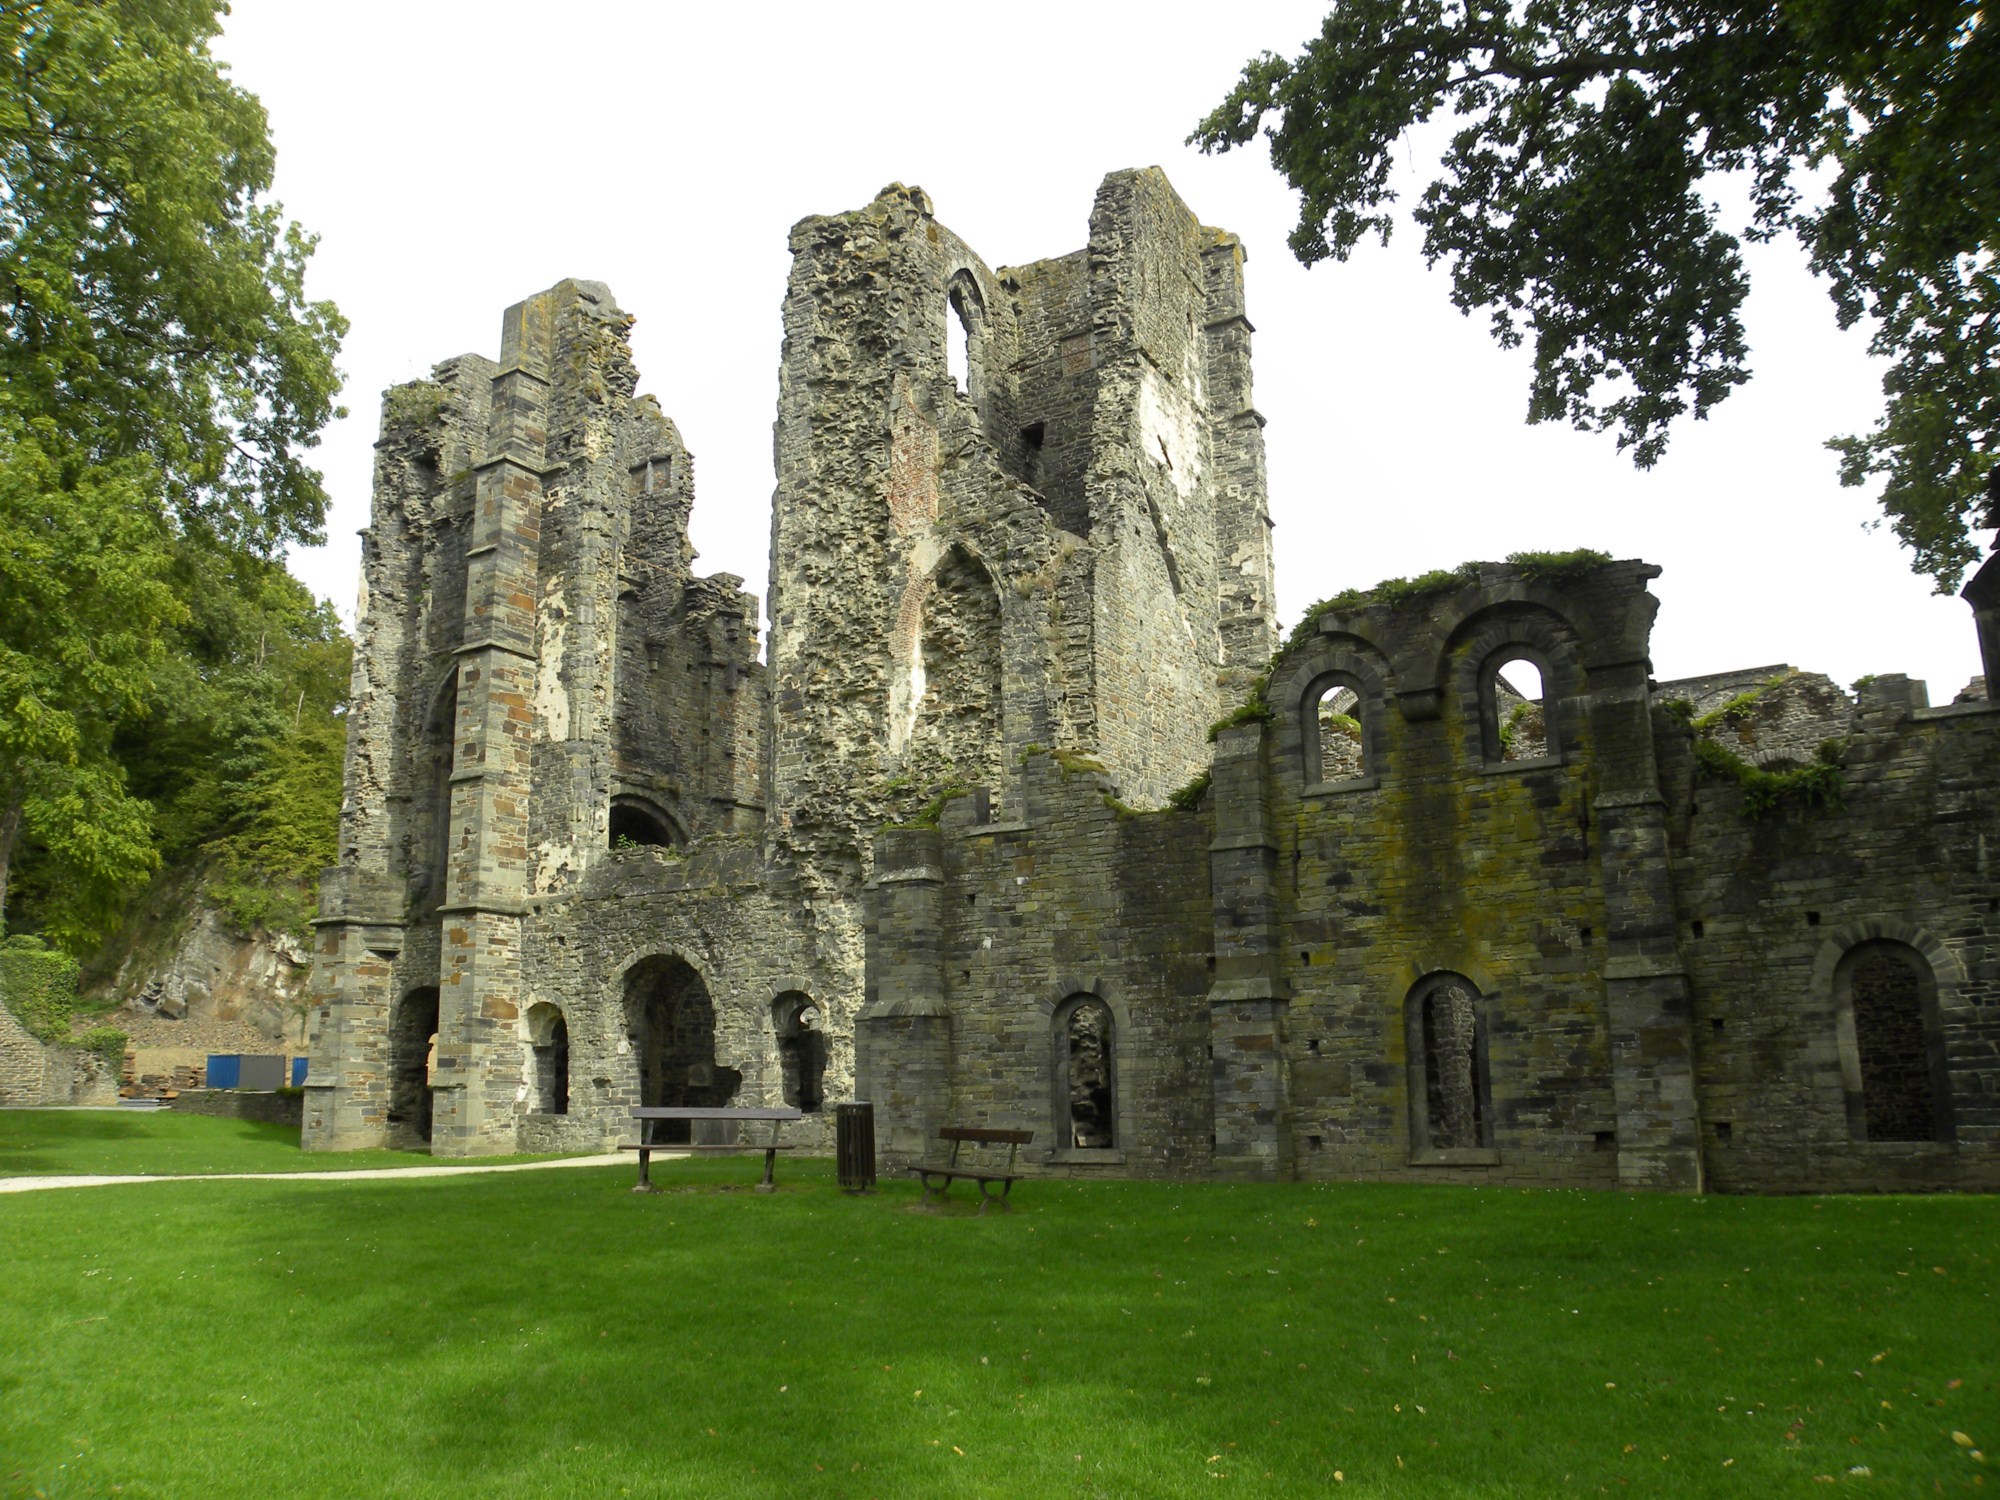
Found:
<box><xmin>1283</xmin><ymin>551</ymin><xmax>1614</xmax><ymax>655</ymax></box>
<box><xmin>2</xmin><ymin>1155</ymin><xmax>1994</xmax><ymax>1498</ymax></box>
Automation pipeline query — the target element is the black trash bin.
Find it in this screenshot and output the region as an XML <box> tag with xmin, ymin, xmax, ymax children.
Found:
<box><xmin>836</xmin><ymin>1100</ymin><xmax>877</xmax><ymax>1194</ymax></box>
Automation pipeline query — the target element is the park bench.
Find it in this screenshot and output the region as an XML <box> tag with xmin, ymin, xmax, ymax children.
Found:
<box><xmin>624</xmin><ymin>1106</ymin><xmax>803</xmax><ymax>1194</ymax></box>
<box><xmin>909</xmin><ymin>1126</ymin><xmax>1033</xmax><ymax>1214</ymax></box>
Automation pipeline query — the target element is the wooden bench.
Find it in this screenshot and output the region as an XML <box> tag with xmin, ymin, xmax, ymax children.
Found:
<box><xmin>909</xmin><ymin>1126</ymin><xmax>1033</xmax><ymax>1214</ymax></box>
<box><xmin>623</xmin><ymin>1106</ymin><xmax>803</xmax><ymax>1194</ymax></box>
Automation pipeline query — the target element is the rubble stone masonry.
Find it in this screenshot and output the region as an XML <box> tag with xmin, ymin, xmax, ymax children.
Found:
<box><xmin>306</xmin><ymin>171</ymin><xmax>1998</xmax><ymax>1193</ymax></box>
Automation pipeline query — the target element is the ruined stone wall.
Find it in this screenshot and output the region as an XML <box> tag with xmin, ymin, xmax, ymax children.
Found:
<box><xmin>1665</xmin><ymin>678</ymin><xmax>2000</xmax><ymax>1192</ymax></box>
<box><xmin>310</xmin><ymin>281</ymin><xmax>785</xmax><ymax>1155</ymax></box>
<box><xmin>1253</xmin><ymin>567</ymin><xmax>1666</xmax><ymax>1187</ymax></box>
<box><xmin>859</xmin><ymin>753</ymin><xmax>1214</xmax><ymax>1175</ymax></box>
<box><xmin>1078</xmin><ymin>171</ymin><xmax>1263</xmax><ymax>806</ymax></box>
<box><xmin>517</xmin><ymin>847</ymin><xmax>843</xmax><ymax>1152</ymax></box>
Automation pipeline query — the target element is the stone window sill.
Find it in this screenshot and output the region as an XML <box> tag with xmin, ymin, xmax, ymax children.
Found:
<box><xmin>1303</xmin><ymin>774</ymin><xmax>1381</xmax><ymax>798</ymax></box>
<box><xmin>1846</xmin><ymin>1137</ymin><xmax>1957</xmax><ymax>1150</ymax></box>
<box><xmin>1050</xmin><ymin>1148</ymin><xmax>1126</xmax><ymax>1167</ymax></box>
<box><xmin>1410</xmin><ymin>1147</ymin><xmax>1500</xmax><ymax>1167</ymax></box>
<box><xmin>1481</xmin><ymin>753</ymin><xmax>1567</xmax><ymax>776</ymax></box>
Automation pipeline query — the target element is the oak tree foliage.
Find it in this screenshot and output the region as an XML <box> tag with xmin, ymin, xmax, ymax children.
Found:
<box><xmin>1193</xmin><ymin>1</ymin><xmax>1997</xmax><ymax>588</ymax></box>
<box><xmin>0</xmin><ymin>0</ymin><xmax>348</xmax><ymax>947</ymax></box>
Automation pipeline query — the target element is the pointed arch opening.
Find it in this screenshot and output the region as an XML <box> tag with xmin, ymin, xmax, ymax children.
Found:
<box><xmin>904</xmin><ymin>545</ymin><xmax>1003</xmax><ymax>804</ymax></box>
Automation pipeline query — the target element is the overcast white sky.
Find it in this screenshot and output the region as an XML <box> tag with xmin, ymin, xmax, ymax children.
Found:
<box><xmin>216</xmin><ymin>1</ymin><xmax>1986</xmax><ymax>699</ymax></box>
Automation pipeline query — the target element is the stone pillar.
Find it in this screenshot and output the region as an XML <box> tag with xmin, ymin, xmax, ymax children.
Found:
<box><xmin>858</xmin><ymin>827</ymin><xmax>952</xmax><ymax>1166</ymax></box>
<box><xmin>1206</xmin><ymin>722</ymin><xmax>1291</xmax><ymax>1179</ymax></box>
<box><xmin>432</xmin><ymin>292</ymin><xmax>552</xmax><ymax>1156</ymax></box>
<box><xmin>302</xmin><ymin>868</ymin><xmax>405</xmax><ymax>1149</ymax></box>
<box><xmin>1201</xmin><ymin>233</ymin><xmax>1277</xmax><ymax>680</ymax></box>
<box><xmin>1588</xmin><ymin>657</ymin><xmax>1703</xmax><ymax>1191</ymax></box>
<box><xmin>1960</xmin><ymin>554</ymin><xmax>2000</xmax><ymax>699</ymax></box>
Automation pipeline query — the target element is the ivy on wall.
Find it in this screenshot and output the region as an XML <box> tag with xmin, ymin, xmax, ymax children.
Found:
<box><xmin>0</xmin><ymin>934</ymin><xmax>125</xmax><ymax>1064</ymax></box>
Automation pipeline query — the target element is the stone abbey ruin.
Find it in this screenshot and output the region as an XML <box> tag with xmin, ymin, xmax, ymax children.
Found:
<box><xmin>304</xmin><ymin>169</ymin><xmax>2000</xmax><ymax>1192</ymax></box>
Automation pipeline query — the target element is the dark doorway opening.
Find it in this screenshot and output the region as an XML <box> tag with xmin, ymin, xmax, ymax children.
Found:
<box><xmin>774</xmin><ymin>992</ymin><xmax>827</xmax><ymax>1113</ymax></box>
<box><xmin>624</xmin><ymin>955</ymin><xmax>740</xmax><ymax>1142</ymax></box>
<box><xmin>389</xmin><ymin>985</ymin><xmax>440</xmax><ymax>1146</ymax></box>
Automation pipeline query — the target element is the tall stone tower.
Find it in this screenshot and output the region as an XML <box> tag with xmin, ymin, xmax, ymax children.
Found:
<box><xmin>305</xmin><ymin>281</ymin><xmax>764</xmax><ymax>1154</ymax></box>
<box><xmin>765</xmin><ymin>169</ymin><xmax>1277</xmax><ymax>869</ymax></box>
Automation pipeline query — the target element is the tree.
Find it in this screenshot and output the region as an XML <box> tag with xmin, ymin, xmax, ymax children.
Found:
<box><xmin>1192</xmin><ymin>2</ymin><xmax>1997</xmax><ymax>589</ymax></box>
<box><xmin>0</xmin><ymin>1</ymin><xmax>346</xmax><ymax>943</ymax></box>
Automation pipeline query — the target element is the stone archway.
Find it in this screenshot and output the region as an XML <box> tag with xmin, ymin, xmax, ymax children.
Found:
<box><xmin>388</xmin><ymin>985</ymin><xmax>440</xmax><ymax>1147</ymax></box>
<box><xmin>622</xmin><ymin>955</ymin><xmax>740</xmax><ymax>1142</ymax></box>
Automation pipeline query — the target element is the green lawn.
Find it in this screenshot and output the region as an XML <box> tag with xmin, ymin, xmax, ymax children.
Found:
<box><xmin>0</xmin><ymin>1132</ymin><xmax>1993</xmax><ymax>1498</ymax></box>
<box><xmin>0</xmin><ymin>1107</ymin><xmax>573</xmax><ymax>1177</ymax></box>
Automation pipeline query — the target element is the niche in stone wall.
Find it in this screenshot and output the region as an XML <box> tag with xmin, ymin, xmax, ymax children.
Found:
<box><xmin>1836</xmin><ymin>941</ymin><xmax>1952</xmax><ymax>1143</ymax></box>
<box><xmin>409</xmin><ymin>668</ymin><xmax>458</xmax><ymax>910</ymax></box>
<box><xmin>1055</xmin><ymin>994</ymin><xmax>1117</xmax><ymax>1149</ymax></box>
<box><xmin>772</xmin><ymin>992</ymin><xmax>826</xmax><ymax>1113</ymax></box>
<box><xmin>904</xmin><ymin>547</ymin><xmax>1003</xmax><ymax>801</ymax></box>
<box><xmin>526</xmin><ymin>1001</ymin><xmax>569</xmax><ymax>1116</ymax></box>
<box><xmin>623</xmin><ymin>954</ymin><xmax>740</xmax><ymax>1142</ymax></box>
<box><xmin>1405</xmin><ymin>974</ymin><xmax>1493</xmax><ymax>1158</ymax></box>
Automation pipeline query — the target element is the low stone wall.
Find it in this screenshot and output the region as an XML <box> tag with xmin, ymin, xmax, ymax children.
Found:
<box><xmin>0</xmin><ymin>1002</ymin><xmax>117</xmax><ymax>1106</ymax></box>
<box><xmin>170</xmin><ymin>1089</ymin><xmax>303</xmax><ymax>1129</ymax></box>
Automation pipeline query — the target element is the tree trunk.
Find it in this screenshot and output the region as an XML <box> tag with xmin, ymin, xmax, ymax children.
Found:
<box><xmin>0</xmin><ymin>783</ymin><xmax>20</xmax><ymax>935</ymax></box>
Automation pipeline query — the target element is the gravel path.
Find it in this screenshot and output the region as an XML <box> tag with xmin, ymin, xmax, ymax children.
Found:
<box><xmin>0</xmin><ymin>1152</ymin><xmax>645</xmax><ymax>1195</ymax></box>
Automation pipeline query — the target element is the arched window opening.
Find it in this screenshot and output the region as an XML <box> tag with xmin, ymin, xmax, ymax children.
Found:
<box><xmin>773</xmin><ymin>992</ymin><xmax>827</xmax><ymax>1113</ymax></box>
<box><xmin>1492</xmin><ymin>656</ymin><xmax>1548</xmax><ymax>761</ymax></box>
<box><xmin>609</xmin><ymin>796</ymin><xmax>680</xmax><ymax>850</ymax></box>
<box><xmin>1309</xmin><ymin>678</ymin><xmax>1366</xmax><ymax>783</ymax></box>
<box><xmin>1406</xmin><ymin>975</ymin><xmax>1491</xmax><ymax>1154</ymax></box>
<box><xmin>527</xmin><ymin>1001</ymin><xmax>569</xmax><ymax>1116</ymax></box>
<box><xmin>389</xmin><ymin>986</ymin><xmax>440</xmax><ymax>1146</ymax></box>
<box><xmin>946</xmin><ymin>285</ymin><xmax>974</xmax><ymax>395</ymax></box>
<box><xmin>624</xmin><ymin>955</ymin><xmax>739</xmax><ymax>1143</ymax></box>
<box><xmin>904</xmin><ymin>547</ymin><xmax>1003</xmax><ymax>803</ymax></box>
<box><xmin>1840</xmin><ymin>942</ymin><xmax>1950</xmax><ymax>1142</ymax></box>
<box><xmin>1059</xmin><ymin>996</ymin><xmax>1116</xmax><ymax>1149</ymax></box>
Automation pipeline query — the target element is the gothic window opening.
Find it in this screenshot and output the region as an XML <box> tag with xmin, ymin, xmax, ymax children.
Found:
<box><xmin>389</xmin><ymin>986</ymin><xmax>440</xmax><ymax>1146</ymax></box>
<box><xmin>624</xmin><ymin>954</ymin><xmax>739</xmax><ymax>1142</ymax></box>
<box><xmin>1309</xmin><ymin>677</ymin><xmax>1366</xmax><ymax>783</ymax></box>
<box><xmin>773</xmin><ymin>991</ymin><xmax>827</xmax><ymax>1113</ymax></box>
<box><xmin>1840</xmin><ymin>941</ymin><xmax>1950</xmax><ymax>1143</ymax></box>
<box><xmin>905</xmin><ymin>547</ymin><xmax>1003</xmax><ymax>805</ymax></box>
<box><xmin>1407</xmin><ymin>975</ymin><xmax>1491</xmax><ymax>1154</ymax></box>
<box><xmin>1058</xmin><ymin>995</ymin><xmax>1116</xmax><ymax>1149</ymax></box>
<box><xmin>527</xmin><ymin>1002</ymin><xmax>569</xmax><ymax>1116</ymax></box>
<box><xmin>946</xmin><ymin>284</ymin><xmax>975</xmax><ymax>396</ymax></box>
